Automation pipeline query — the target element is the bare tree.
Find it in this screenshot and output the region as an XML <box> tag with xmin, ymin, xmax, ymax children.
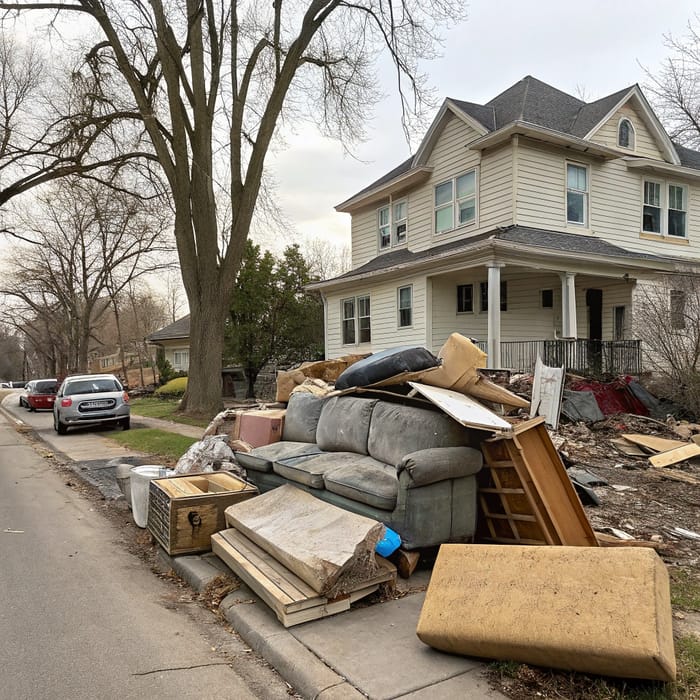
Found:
<box><xmin>643</xmin><ymin>17</ymin><xmax>700</xmax><ymax>148</ymax></box>
<box><xmin>0</xmin><ymin>1</ymin><xmax>464</xmax><ymax>417</ymax></box>
<box><xmin>2</xmin><ymin>176</ymin><xmax>173</xmax><ymax>374</ymax></box>
<box><xmin>301</xmin><ymin>237</ymin><xmax>351</xmax><ymax>279</ymax></box>
<box><xmin>634</xmin><ymin>274</ymin><xmax>700</xmax><ymax>416</ymax></box>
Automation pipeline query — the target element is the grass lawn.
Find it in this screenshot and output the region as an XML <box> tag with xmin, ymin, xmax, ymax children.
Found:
<box><xmin>129</xmin><ymin>397</ymin><xmax>211</xmax><ymax>428</ymax></box>
<box><xmin>104</xmin><ymin>428</ymin><xmax>198</xmax><ymax>463</ymax></box>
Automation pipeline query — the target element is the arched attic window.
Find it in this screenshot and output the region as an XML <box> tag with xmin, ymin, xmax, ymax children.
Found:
<box><xmin>618</xmin><ymin>118</ymin><xmax>635</xmax><ymax>149</ymax></box>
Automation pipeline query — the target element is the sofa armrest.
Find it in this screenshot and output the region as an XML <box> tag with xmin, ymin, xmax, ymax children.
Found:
<box><xmin>397</xmin><ymin>446</ymin><xmax>482</xmax><ymax>488</ymax></box>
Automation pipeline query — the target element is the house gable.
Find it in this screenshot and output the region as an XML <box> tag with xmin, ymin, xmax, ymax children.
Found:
<box><xmin>583</xmin><ymin>87</ymin><xmax>679</xmax><ymax>164</ymax></box>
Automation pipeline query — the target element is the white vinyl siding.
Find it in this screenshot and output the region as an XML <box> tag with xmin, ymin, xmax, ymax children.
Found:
<box><xmin>479</xmin><ymin>142</ymin><xmax>514</xmax><ymax>229</ymax></box>
<box><xmin>515</xmin><ymin>142</ymin><xmax>566</xmax><ymax>229</ymax></box>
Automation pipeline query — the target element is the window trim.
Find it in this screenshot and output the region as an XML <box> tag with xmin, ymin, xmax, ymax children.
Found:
<box><xmin>397</xmin><ymin>285</ymin><xmax>413</xmax><ymax>328</ymax></box>
<box><xmin>377</xmin><ymin>198</ymin><xmax>408</xmax><ymax>251</ymax></box>
<box><xmin>566</xmin><ymin>161</ymin><xmax>589</xmax><ymax>227</ymax></box>
<box><xmin>617</xmin><ymin>117</ymin><xmax>635</xmax><ymax>150</ymax></box>
<box><xmin>434</xmin><ymin>168</ymin><xmax>478</xmax><ymax>235</ymax></box>
<box><xmin>341</xmin><ymin>295</ymin><xmax>371</xmax><ymax>345</ymax></box>
<box><xmin>456</xmin><ymin>283</ymin><xmax>474</xmax><ymax>314</ymax></box>
<box><xmin>641</xmin><ymin>178</ymin><xmax>688</xmax><ymax>239</ymax></box>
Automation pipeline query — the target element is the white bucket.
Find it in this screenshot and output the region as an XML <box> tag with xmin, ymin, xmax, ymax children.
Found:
<box><xmin>130</xmin><ymin>466</ymin><xmax>173</xmax><ymax>528</ymax></box>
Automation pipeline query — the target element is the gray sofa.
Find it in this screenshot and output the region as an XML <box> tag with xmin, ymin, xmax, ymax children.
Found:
<box><xmin>234</xmin><ymin>392</ymin><xmax>483</xmax><ymax>550</ymax></box>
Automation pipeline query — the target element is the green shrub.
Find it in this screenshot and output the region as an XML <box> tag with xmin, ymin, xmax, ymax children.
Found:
<box><xmin>154</xmin><ymin>376</ymin><xmax>188</xmax><ymax>398</ymax></box>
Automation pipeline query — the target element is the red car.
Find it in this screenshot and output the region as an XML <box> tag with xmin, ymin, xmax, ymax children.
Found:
<box><xmin>23</xmin><ymin>379</ymin><xmax>58</xmax><ymax>411</ymax></box>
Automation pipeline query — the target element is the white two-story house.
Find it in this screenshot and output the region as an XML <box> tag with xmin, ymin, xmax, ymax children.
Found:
<box><xmin>311</xmin><ymin>75</ymin><xmax>700</xmax><ymax>373</ymax></box>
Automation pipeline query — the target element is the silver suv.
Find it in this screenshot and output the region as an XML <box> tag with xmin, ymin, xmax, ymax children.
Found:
<box><xmin>53</xmin><ymin>374</ymin><xmax>130</xmax><ymax>434</ymax></box>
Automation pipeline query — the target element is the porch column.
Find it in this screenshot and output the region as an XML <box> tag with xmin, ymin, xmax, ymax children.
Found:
<box><xmin>487</xmin><ymin>262</ymin><xmax>504</xmax><ymax>369</ymax></box>
<box><xmin>560</xmin><ymin>272</ymin><xmax>578</xmax><ymax>338</ymax></box>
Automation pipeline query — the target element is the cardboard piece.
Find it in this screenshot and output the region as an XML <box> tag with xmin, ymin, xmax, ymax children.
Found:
<box><xmin>420</xmin><ymin>333</ymin><xmax>486</xmax><ymax>392</ymax></box>
<box><xmin>224</xmin><ymin>484</ymin><xmax>384</xmax><ymax>597</ymax></box>
<box><xmin>238</xmin><ymin>409</ymin><xmax>286</xmax><ymax>448</ymax></box>
<box><xmin>407</xmin><ymin>382</ymin><xmax>512</xmax><ymax>432</ymax></box>
<box><xmin>276</xmin><ymin>355</ymin><xmax>367</xmax><ymax>402</ymax></box>
<box><xmin>417</xmin><ymin>544</ymin><xmax>676</xmax><ymax>682</ymax></box>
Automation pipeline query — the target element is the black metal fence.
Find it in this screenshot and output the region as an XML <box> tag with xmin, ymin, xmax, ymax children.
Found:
<box><xmin>475</xmin><ymin>339</ymin><xmax>642</xmax><ymax>376</ymax></box>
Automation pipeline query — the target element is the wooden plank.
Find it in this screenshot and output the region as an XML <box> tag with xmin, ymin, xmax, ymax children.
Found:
<box><xmin>407</xmin><ymin>381</ymin><xmax>512</xmax><ymax>432</ymax></box>
<box><xmin>652</xmin><ymin>468</ymin><xmax>700</xmax><ymax>485</ymax></box>
<box><xmin>648</xmin><ymin>443</ymin><xmax>700</xmax><ymax>467</ymax></box>
<box><xmin>512</xmin><ymin>422</ymin><xmax>598</xmax><ymax>546</ymax></box>
<box><xmin>217</xmin><ymin>528</ymin><xmax>321</xmax><ymax>607</ymax></box>
<box><xmin>621</xmin><ymin>434</ymin><xmax>687</xmax><ymax>454</ymax></box>
<box><xmin>212</xmin><ymin>530</ymin><xmax>395</xmax><ymax>627</ymax></box>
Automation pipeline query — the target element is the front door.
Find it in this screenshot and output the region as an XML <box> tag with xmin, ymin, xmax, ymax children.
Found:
<box><xmin>586</xmin><ymin>289</ymin><xmax>603</xmax><ymax>374</ymax></box>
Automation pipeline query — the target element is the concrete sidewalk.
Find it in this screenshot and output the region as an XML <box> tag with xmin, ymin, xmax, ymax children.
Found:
<box><xmin>168</xmin><ymin>552</ymin><xmax>504</xmax><ymax>700</ymax></box>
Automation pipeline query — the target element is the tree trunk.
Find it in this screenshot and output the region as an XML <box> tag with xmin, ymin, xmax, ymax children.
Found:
<box><xmin>245</xmin><ymin>366</ymin><xmax>260</xmax><ymax>399</ymax></box>
<box><xmin>178</xmin><ymin>292</ymin><xmax>226</xmax><ymax>417</ymax></box>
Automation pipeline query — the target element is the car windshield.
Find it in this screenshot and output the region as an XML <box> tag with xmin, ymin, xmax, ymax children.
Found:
<box><xmin>64</xmin><ymin>378</ymin><xmax>121</xmax><ymax>396</ymax></box>
<box><xmin>34</xmin><ymin>380</ymin><xmax>57</xmax><ymax>394</ymax></box>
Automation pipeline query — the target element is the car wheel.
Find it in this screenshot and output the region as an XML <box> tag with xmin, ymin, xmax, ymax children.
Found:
<box><xmin>27</xmin><ymin>405</ymin><xmax>34</xmax><ymax>412</ymax></box>
<box><xmin>121</xmin><ymin>417</ymin><xmax>131</xmax><ymax>431</ymax></box>
<box><xmin>54</xmin><ymin>413</ymin><xmax>68</xmax><ymax>435</ymax></box>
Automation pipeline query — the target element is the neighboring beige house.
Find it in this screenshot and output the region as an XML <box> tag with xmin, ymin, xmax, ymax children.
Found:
<box><xmin>147</xmin><ymin>315</ymin><xmax>191</xmax><ymax>372</ymax></box>
<box><xmin>310</xmin><ymin>75</ymin><xmax>700</xmax><ymax>373</ymax></box>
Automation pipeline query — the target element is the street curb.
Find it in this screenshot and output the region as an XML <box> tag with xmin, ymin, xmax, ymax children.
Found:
<box><xmin>161</xmin><ymin>550</ymin><xmax>363</xmax><ymax>700</ymax></box>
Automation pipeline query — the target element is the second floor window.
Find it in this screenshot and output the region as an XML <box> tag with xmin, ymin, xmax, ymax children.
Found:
<box><xmin>642</xmin><ymin>180</ymin><xmax>687</xmax><ymax>238</ymax></box>
<box><xmin>378</xmin><ymin>200</ymin><xmax>408</xmax><ymax>250</ymax></box>
<box><xmin>566</xmin><ymin>163</ymin><xmax>588</xmax><ymax>226</ymax></box>
<box><xmin>342</xmin><ymin>295</ymin><xmax>371</xmax><ymax>344</ymax></box>
<box><xmin>434</xmin><ymin>169</ymin><xmax>476</xmax><ymax>234</ymax></box>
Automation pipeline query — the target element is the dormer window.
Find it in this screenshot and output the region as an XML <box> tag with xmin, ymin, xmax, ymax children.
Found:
<box><xmin>618</xmin><ymin>118</ymin><xmax>635</xmax><ymax>149</ymax></box>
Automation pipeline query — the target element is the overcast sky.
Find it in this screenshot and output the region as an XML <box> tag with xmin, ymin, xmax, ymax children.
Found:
<box><xmin>269</xmin><ymin>0</ymin><xmax>700</xmax><ymax>253</ymax></box>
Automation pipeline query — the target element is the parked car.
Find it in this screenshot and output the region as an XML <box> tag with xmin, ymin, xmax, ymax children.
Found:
<box><xmin>53</xmin><ymin>374</ymin><xmax>130</xmax><ymax>435</ymax></box>
<box><xmin>23</xmin><ymin>379</ymin><xmax>58</xmax><ymax>411</ymax></box>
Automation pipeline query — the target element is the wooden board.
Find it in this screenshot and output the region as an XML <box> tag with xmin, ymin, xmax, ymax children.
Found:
<box><xmin>212</xmin><ymin>528</ymin><xmax>395</xmax><ymax>627</ymax></box>
<box><xmin>621</xmin><ymin>434</ymin><xmax>688</xmax><ymax>454</ymax></box>
<box><xmin>648</xmin><ymin>443</ymin><xmax>700</xmax><ymax>467</ymax></box>
<box><xmin>407</xmin><ymin>382</ymin><xmax>512</xmax><ymax>432</ymax></box>
<box><xmin>479</xmin><ymin>417</ymin><xmax>598</xmax><ymax>547</ymax></box>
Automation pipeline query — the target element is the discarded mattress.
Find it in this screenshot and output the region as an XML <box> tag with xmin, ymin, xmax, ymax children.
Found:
<box><xmin>334</xmin><ymin>346</ymin><xmax>440</xmax><ymax>390</ymax></box>
<box><xmin>416</xmin><ymin>544</ymin><xmax>676</xmax><ymax>682</ymax></box>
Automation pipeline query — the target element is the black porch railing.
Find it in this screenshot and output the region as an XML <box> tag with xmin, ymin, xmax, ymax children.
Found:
<box><xmin>474</xmin><ymin>339</ymin><xmax>642</xmax><ymax>376</ymax></box>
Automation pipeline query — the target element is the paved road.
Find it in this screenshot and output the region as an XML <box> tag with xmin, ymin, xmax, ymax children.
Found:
<box><xmin>0</xmin><ymin>403</ymin><xmax>291</xmax><ymax>699</ymax></box>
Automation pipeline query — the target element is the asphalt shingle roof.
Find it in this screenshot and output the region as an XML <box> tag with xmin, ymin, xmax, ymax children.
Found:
<box><xmin>148</xmin><ymin>314</ymin><xmax>190</xmax><ymax>342</ymax></box>
<box><xmin>326</xmin><ymin>226</ymin><xmax>677</xmax><ymax>284</ymax></box>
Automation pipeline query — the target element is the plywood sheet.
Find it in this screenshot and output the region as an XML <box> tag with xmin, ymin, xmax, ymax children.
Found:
<box><xmin>407</xmin><ymin>382</ymin><xmax>512</xmax><ymax>432</ymax></box>
<box><xmin>416</xmin><ymin>544</ymin><xmax>676</xmax><ymax>682</ymax></box>
<box><xmin>621</xmin><ymin>434</ymin><xmax>687</xmax><ymax>453</ymax></box>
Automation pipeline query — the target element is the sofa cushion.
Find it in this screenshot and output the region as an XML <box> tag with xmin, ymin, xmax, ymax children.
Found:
<box><xmin>282</xmin><ymin>392</ymin><xmax>325</xmax><ymax>443</ymax></box>
<box><xmin>334</xmin><ymin>346</ymin><xmax>440</xmax><ymax>390</ymax></box>
<box><xmin>235</xmin><ymin>441</ymin><xmax>320</xmax><ymax>473</ymax></box>
<box><xmin>316</xmin><ymin>396</ymin><xmax>378</xmax><ymax>454</ymax></box>
<box><xmin>397</xmin><ymin>446</ymin><xmax>483</xmax><ymax>487</ymax></box>
<box><xmin>273</xmin><ymin>451</ymin><xmax>360</xmax><ymax>489</ymax></box>
<box><xmin>324</xmin><ymin>457</ymin><xmax>398</xmax><ymax>511</ymax></box>
<box><xmin>367</xmin><ymin>401</ymin><xmax>471</xmax><ymax>467</ymax></box>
